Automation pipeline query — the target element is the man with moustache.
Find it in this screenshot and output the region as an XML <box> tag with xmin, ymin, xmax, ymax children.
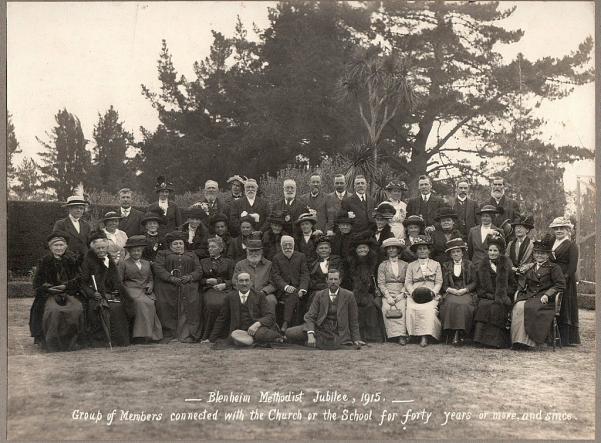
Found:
<box><xmin>406</xmin><ymin>175</ymin><xmax>445</xmax><ymax>233</ymax></box>
<box><xmin>228</xmin><ymin>178</ymin><xmax>270</xmax><ymax>236</ymax></box>
<box><xmin>340</xmin><ymin>175</ymin><xmax>377</xmax><ymax>234</ymax></box>
<box><xmin>116</xmin><ymin>188</ymin><xmax>144</xmax><ymax>237</ymax></box>
<box><xmin>451</xmin><ymin>181</ymin><xmax>479</xmax><ymax>238</ymax></box>
<box><xmin>301</xmin><ymin>174</ymin><xmax>326</xmax><ymax>228</ymax></box>
<box><xmin>483</xmin><ymin>176</ymin><xmax>521</xmax><ymax>229</ymax></box>
<box><xmin>192</xmin><ymin>180</ymin><xmax>226</xmax><ymax>220</ymax></box>
<box><xmin>319</xmin><ymin>174</ymin><xmax>351</xmax><ymax>236</ymax></box>
<box><xmin>53</xmin><ymin>195</ymin><xmax>93</xmax><ymax>263</ymax></box>
<box><xmin>270</xmin><ymin>179</ymin><xmax>308</xmax><ymax>237</ymax></box>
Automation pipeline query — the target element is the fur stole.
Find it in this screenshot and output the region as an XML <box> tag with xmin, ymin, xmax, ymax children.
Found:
<box><xmin>478</xmin><ymin>255</ymin><xmax>512</xmax><ymax>306</ymax></box>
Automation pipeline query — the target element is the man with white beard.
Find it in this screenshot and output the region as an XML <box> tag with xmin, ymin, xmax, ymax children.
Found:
<box><xmin>482</xmin><ymin>176</ymin><xmax>521</xmax><ymax>233</ymax></box>
<box><xmin>269</xmin><ymin>179</ymin><xmax>308</xmax><ymax>237</ymax></box>
<box><xmin>228</xmin><ymin>178</ymin><xmax>270</xmax><ymax>236</ymax></box>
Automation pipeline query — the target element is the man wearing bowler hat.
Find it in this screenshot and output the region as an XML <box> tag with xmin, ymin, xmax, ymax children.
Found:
<box><xmin>209</xmin><ymin>272</ymin><xmax>283</xmax><ymax>346</ymax></box>
<box><xmin>53</xmin><ymin>195</ymin><xmax>93</xmax><ymax>262</ymax></box>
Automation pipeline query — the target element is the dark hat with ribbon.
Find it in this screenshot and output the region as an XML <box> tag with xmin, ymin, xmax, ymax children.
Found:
<box><xmin>88</xmin><ymin>230</ymin><xmax>108</xmax><ymax>245</ymax></box>
<box><xmin>350</xmin><ymin>232</ymin><xmax>378</xmax><ymax>251</ymax></box>
<box><xmin>409</xmin><ymin>234</ymin><xmax>433</xmax><ymax>253</ymax></box>
<box><xmin>124</xmin><ymin>235</ymin><xmax>148</xmax><ymax>249</ymax></box>
<box><xmin>296</xmin><ymin>212</ymin><xmax>318</xmax><ymax>225</ymax></box>
<box><xmin>314</xmin><ymin>234</ymin><xmax>332</xmax><ymax>246</ymax></box>
<box><xmin>533</xmin><ymin>233</ymin><xmax>555</xmax><ymax>253</ymax></box>
<box><xmin>385</xmin><ymin>180</ymin><xmax>408</xmax><ymax>191</ymax></box>
<box><xmin>141</xmin><ymin>211</ymin><xmax>162</xmax><ymax>225</ymax></box>
<box><xmin>165</xmin><ymin>230</ymin><xmax>186</xmax><ymax>245</ymax></box>
<box><xmin>444</xmin><ymin>237</ymin><xmax>468</xmax><ymax>253</ymax></box>
<box><xmin>477</xmin><ymin>204</ymin><xmax>501</xmax><ymax>215</ymax></box>
<box><xmin>434</xmin><ymin>206</ymin><xmax>458</xmax><ymax>222</ymax></box>
<box><xmin>154</xmin><ymin>175</ymin><xmax>174</xmax><ymax>193</ymax></box>
<box><xmin>240</xmin><ymin>215</ymin><xmax>257</xmax><ymax>228</ymax></box>
<box><xmin>335</xmin><ymin>209</ymin><xmax>356</xmax><ymax>225</ymax></box>
<box><xmin>47</xmin><ymin>231</ymin><xmax>69</xmax><ymax>246</ymax></box>
<box><xmin>102</xmin><ymin>211</ymin><xmax>122</xmax><ymax>222</ymax></box>
<box><xmin>209</xmin><ymin>213</ymin><xmax>228</xmax><ymax>226</ymax></box>
<box><xmin>510</xmin><ymin>214</ymin><xmax>534</xmax><ymax>230</ymax></box>
<box><xmin>403</xmin><ymin>215</ymin><xmax>425</xmax><ymax>229</ymax></box>
<box><xmin>412</xmin><ymin>287</ymin><xmax>435</xmax><ymax>304</ymax></box>
<box><xmin>484</xmin><ymin>231</ymin><xmax>506</xmax><ymax>252</ymax></box>
<box><xmin>373</xmin><ymin>202</ymin><xmax>396</xmax><ymax>220</ymax></box>
<box><xmin>267</xmin><ymin>210</ymin><xmax>287</xmax><ymax>225</ymax></box>
<box><xmin>185</xmin><ymin>206</ymin><xmax>207</xmax><ymax>220</ymax></box>
<box><xmin>246</xmin><ymin>239</ymin><xmax>264</xmax><ymax>250</ymax></box>
<box><xmin>227</xmin><ymin>175</ymin><xmax>247</xmax><ymax>186</ymax></box>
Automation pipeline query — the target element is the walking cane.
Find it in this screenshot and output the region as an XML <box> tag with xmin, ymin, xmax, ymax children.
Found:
<box><xmin>91</xmin><ymin>275</ymin><xmax>113</xmax><ymax>350</ymax></box>
<box><xmin>170</xmin><ymin>268</ymin><xmax>184</xmax><ymax>339</ymax></box>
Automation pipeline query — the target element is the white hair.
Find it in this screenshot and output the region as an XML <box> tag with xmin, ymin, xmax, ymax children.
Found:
<box><xmin>204</xmin><ymin>180</ymin><xmax>218</xmax><ymax>189</ymax></box>
<box><xmin>283</xmin><ymin>179</ymin><xmax>296</xmax><ymax>188</ymax></box>
<box><xmin>281</xmin><ymin>235</ymin><xmax>295</xmax><ymax>245</ymax></box>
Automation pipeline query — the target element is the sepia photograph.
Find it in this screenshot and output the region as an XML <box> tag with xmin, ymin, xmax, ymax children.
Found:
<box><xmin>5</xmin><ymin>1</ymin><xmax>596</xmax><ymax>440</ymax></box>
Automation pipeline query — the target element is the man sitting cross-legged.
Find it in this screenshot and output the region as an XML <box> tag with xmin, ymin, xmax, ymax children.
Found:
<box><xmin>209</xmin><ymin>272</ymin><xmax>283</xmax><ymax>346</ymax></box>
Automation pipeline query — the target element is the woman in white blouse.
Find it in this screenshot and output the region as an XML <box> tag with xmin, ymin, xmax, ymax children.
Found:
<box><xmin>404</xmin><ymin>235</ymin><xmax>443</xmax><ymax>347</ymax></box>
<box><xmin>377</xmin><ymin>237</ymin><xmax>410</xmax><ymax>345</ymax></box>
<box><xmin>384</xmin><ymin>180</ymin><xmax>408</xmax><ymax>240</ymax></box>
<box><xmin>101</xmin><ymin>211</ymin><xmax>128</xmax><ymax>264</ymax></box>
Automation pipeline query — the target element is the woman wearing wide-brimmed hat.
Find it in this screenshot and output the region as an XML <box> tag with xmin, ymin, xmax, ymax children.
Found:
<box><xmin>181</xmin><ymin>206</ymin><xmax>210</xmax><ymax>259</ymax></box>
<box><xmin>52</xmin><ymin>195</ymin><xmax>93</xmax><ymax>262</ymax></box>
<box><xmin>226</xmin><ymin>215</ymin><xmax>257</xmax><ymax>263</ymax></box>
<box><xmin>29</xmin><ymin>232</ymin><xmax>85</xmax><ymax>352</ymax></box>
<box><xmin>262</xmin><ymin>210</ymin><xmax>289</xmax><ymax>261</ymax></box>
<box><xmin>146</xmin><ymin>176</ymin><xmax>182</xmax><ymax>237</ymax></box>
<box><xmin>548</xmin><ymin>216</ymin><xmax>580</xmax><ymax>345</ymax></box>
<box><xmin>384</xmin><ymin>180</ymin><xmax>409</xmax><ymax>240</ymax></box>
<box><xmin>294</xmin><ymin>212</ymin><xmax>322</xmax><ymax>264</ymax></box>
<box><xmin>370</xmin><ymin>202</ymin><xmax>396</xmax><ymax>265</ymax></box>
<box><xmin>430</xmin><ymin>206</ymin><xmax>464</xmax><ymax>264</ymax></box>
<box><xmin>473</xmin><ymin>232</ymin><xmax>515</xmax><ymax>348</ymax></box>
<box><xmin>506</xmin><ymin>214</ymin><xmax>536</xmax><ymax>290</ymax></box>
<box><xmin>377</xmin><ymin>237</ymin><xmax>410</xmax><ymax>344</ymax></box>
<box><xmin>346</xmin><ymin>233</ymin><xmax>386</xmax><ymax>342</ymax></box>
<box><xmin>468</xmin><ymin>205</ymin><xmax>505</xmax><ymax>268</ymax></box>
<box><xmin>118</xmin><ymin>235</ymin><xmax>163</xmax><ymax>343</ymax></box>
<box><xmin>401</xmin><ymin>215</ymin><xmax>425</xmax><ymax>262</ymax></box>
<box><xmin>203</xmin><ymin>213</ymin><xmax>233</xmax><ymax>259</ymax></box>
<box><xmin>152</xmin><ymin>231</ymin><xmax>203</xmax><ymax>343</ymax></box>
<box><xmin>101</xmin><ymin>211</ymin><xmax>128</xmax><ymax>264</ymax></box>
<box><xmin>439</xmin><ymin>238</ymin><xmax>477</xmax><ymax>346</ymax></box>
<box><xmin>140</xmin><ymin>211</ymin><xmax>164</xmax><ymax>261</ymax></box>
<box><xmin>511</xmin><ymin>234</ymin><xmax>566</xmax><ymax>349</ymax></box>
<box><xmin>404</xmin><ymin>235</ymin><xmax>443</xmax><ymax>347</ymax></box>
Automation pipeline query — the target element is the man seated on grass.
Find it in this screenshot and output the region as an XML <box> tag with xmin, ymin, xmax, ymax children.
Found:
<box><xmin>209</xmin><ymin>272</ymin><xmax>283</xmax><ymax>346</ymax></box>
<box><xmin>285</xmin><ymin>269</ymin><xmax>365</xmax><ymax>349</ymax></box>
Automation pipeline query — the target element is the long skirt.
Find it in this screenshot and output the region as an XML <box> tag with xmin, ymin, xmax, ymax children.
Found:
<box><xmin>439</xmin><ymin>292</ymin><xmax>476</xmax><ymax>334</ymax></box>
<box><xmin>200</xmin><ymin>288</ymin><xmax>230</xmax><ymax>340</ymax></box>
<box><xmin>559</xmin><ymin>275</ymin><xmax>580</xmax><ymax>345</ymax></box>
<box><xmin>42</xmin><ymin>294</ymin><xmax>84</xmax><ymax>352</ymax></box>
<box><xmin>86</xmin><ymin>299</ymin><xmax>130</xmax><ymax>347</ymax></box>
<box><xmin>380</xmin><ymin>283</ymin><xmax>407</xmax><ymax>338</ymax></box>
<box><xmin>126</xmin><ymin>288</ymin><xmax>163</xmax><ymax>341</ymax></box>
<box><xmin>155</xmin><ymin>282</ymin><xmax>201</xmax><ymax>342</ymax></box>
<box><xmin>511</xmin><ymin>301</ymin><xmax>536</xmax><ymax>347</ymax></box>
<box><xmin>473</xmin><ymin>299</ymin><xmax>509</xmax><ymax>348</ymax></box>
<box><xmin>406</xmin><ymin>297</ymin><xmax>441</xmax><ymax>340</ymax></box>
<box><xmin>356</xmin><ymin>294</ymin><xmax>386</xmax><ymax>342</ymax></box>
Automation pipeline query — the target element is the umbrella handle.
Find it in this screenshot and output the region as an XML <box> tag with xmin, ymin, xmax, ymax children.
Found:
<box><xmin>91</xmin><ymin>275</ymin><xmax>99</xmax><ymax>292</ymax></box>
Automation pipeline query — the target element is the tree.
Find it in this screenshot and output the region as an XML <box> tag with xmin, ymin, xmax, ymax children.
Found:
<box><xmin>7</xmin><ymin>112</ymin><xmax>22</xmax><ymax>182</ymax></box>
<box><xmin>37</xmin><ymin>109</ymin><xmax>92</xmax><ymax>200</ymax></box>
<box><xmin>12</xmin><ymin>157</ymin><xmax>42</xmax><ymax>198</ymax></box>
<box><xmin>89</xmin><ymin>106</ymin><xmax>135</xmax><ymax>193</ymax></box>
<box><xmin>368</xmin><ymin>1</ymin><xmax>594</xmax><ymax>192</ymax></box>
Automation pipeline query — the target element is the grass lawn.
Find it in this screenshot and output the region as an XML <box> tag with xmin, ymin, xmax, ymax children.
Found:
<box><xmin>8</xmin><ymin>297</ymin><xmax>596</xmax><ymax>440</ymax></box>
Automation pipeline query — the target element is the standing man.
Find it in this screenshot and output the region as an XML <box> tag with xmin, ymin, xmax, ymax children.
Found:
<box><xmin>301</xmin><ymin>174</ymin><xmax>325</xmax><ymax>229</ymax></box>
<box><xmin>484</xmin><ymin>176</ymin><xmax>521</xmax><ymax>229</ymax></box>
<box><xmin>320</xmin><ymin>174</ymin><xmax>351</xmax><ymax>236</ymax></box>
<box><xmin>53</xmin><ymin>195</ymin><xmax>93</xmax><ymax>262</ymax></box>
<box><xmin>340</xmin><ymin>175</ymin><xmax>376</xmax><ymax>234</ymax></box>
<box><xmin>270</xmin><ymin>179</ymin><xmax>308</xmax><ymax>237</ymax></box>
<box><xmin>116</xmin><ymin>188</ymin><xmax>144</xmax><ymax>237</ymax></box>
<box><xmin>222</xmin><ymin>175</ymin><xmax>246</xmax><ymax>225</ymax></box>
<box><xmin>192</xmin><ymin>180</ymin><xmax>225</xmax><ymax>220</ymax></box>
<box><xmin>406</xmin><ymin>174</ymin><xmax>445</xmax><ymax>232</ymax></box>
<box><xmin>228</xmin><ymin>178</ymin><xmax>270</xmax><ymax>236</ymax></box>
<box><xmin>452</xmin><ymin>180</ymin><xmax>479</xmax><ymax>238</ymax></box>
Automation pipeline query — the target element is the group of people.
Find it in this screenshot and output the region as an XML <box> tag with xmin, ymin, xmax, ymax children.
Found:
<box><xmin>29</xmin><ymin>172</ymin><xmax>580</xmax><ymax>351</ymax></box>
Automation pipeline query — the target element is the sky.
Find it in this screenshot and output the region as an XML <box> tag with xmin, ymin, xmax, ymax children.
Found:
<box><xmin>7</xmin><ymin>1</ymin><xmax>595</xmax><ymax>191</ymax></box>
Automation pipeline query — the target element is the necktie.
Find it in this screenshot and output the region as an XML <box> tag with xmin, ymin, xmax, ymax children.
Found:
<box><xmin>330</xmin><ymin>293</ymin><xmax>337</xmax><ymax>303</ymax></box>
<box><xmin>515</xmin><ymin>240</ymin><xmax>521</xmax><ymax>256</ymax></box>
<box><xmin>240</xmin><ymin>293</ymin><xmax>248</xmax><ymax>304</ymax></box>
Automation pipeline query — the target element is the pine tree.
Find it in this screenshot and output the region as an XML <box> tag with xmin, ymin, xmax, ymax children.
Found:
<box><xmin>7</xmin><ymin>112</ymin><xmax>22</xmax><ymax>182</ymax></box>
<box><xmin>13</xmin><ymin>157</ymin><xmax>42</xmax><ymax>198</ymax></box>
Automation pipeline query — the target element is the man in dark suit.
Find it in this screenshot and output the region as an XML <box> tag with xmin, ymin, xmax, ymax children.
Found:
<box><xmin>116</xmin><ymin>188</ymin><xmax>144</xmax><ymax>237</ymax></box>
<box><xmin>53</xmin><ymin>195</ymin><xmax>93</xmax><ymax>262</ymax></box>
<box><xmin>320</xmin><ymin>173</ymin><xmax>352</xmax><ymax>235</ymax></box>
<box><xmin>208</xmin><ymin>272</ymin><xmax>282</xmax><ymax>345</ymax></box>
<box><xmin>301</xmin><ymin>174</ymin><xmax>326</xmax><ymax>227</ymax></box>
<box><xmin>271</xmin><ymin>236</ymin><xmax>310</xmax><ymax>332</ymax></box>
<box><xmin>406</xmin><ymin>174</ymin><xmax>445</xmax><ymax>232</ymax></box>
<box><xmin>285</xmin><ymin>269</ymin><xmax>364</xmax><ymax>348</ymax></box>
<box><xmin>191</xmin><ymin>180</ymin><xmax>226</xmax><ymax>221</ymax></box>
<box><xmin>269</xmin><ymin>179</ymin><xmax>308</xmax><ymax>237</ymax></box>
<box><xmin>452</xmin><ymin>180</ymin><xmax>479</xmax><ymax>238</ymax></box>
<box><xmin>483</xmin><ymin>176</ymin><xmax>521</xmax><ymax>229</ymax></box>
<box><xmin>228</xmin><ymin>178</ymin><xmax>270</xmax><ymax>236</ymax></box>
<box><xmin>340</xmin><ymin>175</ymin><xmax>376</xmax><ymax>234</ymax></box>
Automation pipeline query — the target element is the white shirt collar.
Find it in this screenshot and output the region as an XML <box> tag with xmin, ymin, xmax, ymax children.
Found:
<box><xmin>335</xmin><ymin>190</ymin><xmax>346</xmax><ymax>199</ymax></box>
<box><xmin>247</xmin><ymin>196</ymin><xmax>256</xmax><ymax>206</ymax></box>
<box><xmin>329</xmin><ymin>288</ymin><xmax>339</xmax><ymax>298</ymax></box>
<box><xmin>103</xmin><ymin>256</ymin><xmax>110</xmax><ymax>268</ymax></box>
<box><xmin>68</xmin><ymin>214</ymin><xmax>81</xmax><ymax>224</ymax></box>
<box><xmin>356</xmin><ymin>192</ymin><xmax>365</xmax><ymax>200</ymax></box>
<box><xmin>239</xmin><ymin>291</ymin><xmax>250</xmax><ymax>302</ymax></box>
<box><xmin>552</xmin><ymin>237</ymin><xmax>569</xmax><ymax>251</ymax></box>
<box><xmin>457</xmin><ymin>196</ymin><xmax>467</xmax><ymax>202</ymax></box>
<box><xmin>422</xmin><ymin>193</ymin><xmax>431</xmax><ymax>201</ymax></box>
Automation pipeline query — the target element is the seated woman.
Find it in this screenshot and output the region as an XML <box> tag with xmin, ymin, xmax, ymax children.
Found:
<box><xmin>227</xmin><ymin>215</ymin><xmax>256</xmax><ymax>263</ymax></box>
<box><xmin>347</xmin><ymin>233</ymin><xmax>386</xmax><ymax>343</ymax></box>
<box><xmin>294</xmin><ymin>212</ymin><xmax>321</xmax><ymax>264</ymax></box>
<box><xmin>401</xmin><ymin>215</ymin><xmax>425</xmax><ymax>262</ymax></box>
<box><xmin>181</xmin><ymin>206</ymin><xmax>210</xmax><ymax>260</ymax></box>
<box><xmin>404</xmin><ymin>235</ymin><xmax>443</xmax><ymax>347</ymax></box>
<box><xmin>80</xmin><ymin>231</ymin><xmax>132</xmax><ymax>347</ymax></box>
<box><xmin>330</xmin><ymin>209</ymin><xmax>355</xmax><ymax>288</ymax></box>
<box><xmin>199</xmin><ymin>236</ymin><xmax>235</xmax><ymax>342</ymax></box>
<box><xmin>430</xmin><ymin>207</ymin><xmax>463</xmax><ymax>264</ymax></box>
<box><xmin>208</xmin><ymin>213</ymin><xmax>233</xmax><ymax>257</ymax></box>
<box><xmin>440</xmin><ymin>238</ymin><xmax>477</xmax><ymax>346</ymax></box>
<box><xmin>262</xmin><ymin>210</ymin><xmax>288</xmax><ymax>261</ymax></box>
<box><xmin>118</xmin><ymin>235</ymin><xmax>163</xmax><ymax>343</ymax></box>
<box><xmin>473</xmin><ymin>233</ymin><xmax>515</xmax><ymax>348</ymax></box>
<box><xmin>29</xmin><ymin>232</ymin><xmax>84</xmax><ymax>352</ymax></box>
<box><xmin>370</xmin><ymin>202</ymin><xmax>396</xmax><ymax>264</ymax></box>
<box><xmin>377</xmin><ymin>237</ymin><xmax>409</xmax><ymax>345</ymax></box>
<box><xmin>511</xmin><ymin>234</ymin><xmax>566</xmax><ymax>349</ymax></box>
<box><xmin>306</xmin><ymin>235</ymin><xmax>343</xmax><ymax>314</ymax></box>
<box><xmin>152</xmin><ymin>231</ymin><xmax>203</xmax><ymax>343</ymax></box>
<box><xmin>101</xmin><ymin>211</ymin><xmax>128</xmax><ymax>264</ymax></box>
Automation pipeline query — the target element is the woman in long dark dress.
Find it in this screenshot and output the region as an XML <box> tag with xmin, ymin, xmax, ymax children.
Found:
<box><xmin>141</xmin><ymin>211</ymin><xmax>164</xmax><ymax>262</ymax></box>
<box><xmin>152</xmin><ymin>231</ymin><xmax>203</xmax><ymax>343</ymax></box>
<box><xmin>262</xmin><ymin>211</ymin><xmax>288</xmax><ymax>261</ymax></box>
<box><xmin>440</xmin><ymin>238</ymin><xmax>477</xmax><ymax>346</ymax></box>
<box><xmin>370</xmin><ymin>202</ymin><xmax>396</xmax><ymax>265</ymax></box>
<box><xmin>548</xmin><ymin>216</ymin><xmax>580</xmax><ymax>345</ymax></box>
<box><xmin>346</xmin><ymin>233</ymin><xmax>386</xmax><ymax>343</ymax></box>
<box><xmin>30</xmin><ymin>232</ymin><xmax>84</xmax><ymax>351</ymax></box>
<box><xmin>199</xmin><ymin>237</ymin><xmax>234</xmax><ymax>342</ymax></box>
<box><xmin>330</xmin><ymin>209</ymin><xmax>355</xmax><ymax>288</ymax></box>
<box><xmin>473</xmin><ymin>233</ymin><xmax>515</xmax><ymax>348</ymax></box>
<box><xmin>511</xmin><ymin>234</ymin><xmax>566</xmax><ymax>348</ymax></box>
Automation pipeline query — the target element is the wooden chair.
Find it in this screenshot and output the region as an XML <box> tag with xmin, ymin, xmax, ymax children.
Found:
<box><xmin>551</xmin><ymin>291</ymin><xmax>563</xmax><ymax>351</ymax></box>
